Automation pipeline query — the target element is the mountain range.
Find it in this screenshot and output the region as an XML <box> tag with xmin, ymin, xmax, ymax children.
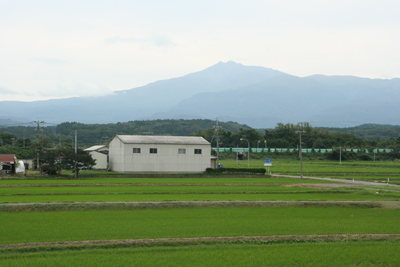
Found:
<box><xmin>1</xmin><ymin>61</ymin><xmax>399</xmax><ymax>128</ymax></box>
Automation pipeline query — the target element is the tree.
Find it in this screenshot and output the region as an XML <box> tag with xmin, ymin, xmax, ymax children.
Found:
<box><xmin>59</xmin><ymin>147</ymin><xmax>96</xmax><ymax>177</ymax></box>
<box><xmin>40</xmin><ymin>148</ymin><xmax>62</xmax><ymax>175</ymax></box>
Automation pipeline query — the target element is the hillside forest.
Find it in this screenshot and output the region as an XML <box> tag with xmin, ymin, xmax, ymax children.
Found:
<box><xmin>1</xmin><ymin>120</ymin><xmax>400</xmax><ymax>160</ymax></box>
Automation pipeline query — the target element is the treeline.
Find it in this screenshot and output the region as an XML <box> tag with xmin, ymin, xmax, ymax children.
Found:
<box><xmin>193</xmin><ymin>122</ymin><xmax>400</xmax><ymax>149</ymax></box>
<box><xmin>1</xmin><ymin>120</ymin><xmax>400</xmax><ymax>160</ymax></box>
<box><xmin>54</xmin><ymin>119</ymin><xmax>250</xmax><ymax>145</ymax></box>
<box><xmin>322</xmin><ymin>124</ymin><xmax>400</xmax><ymax>140</ymax></box>
<box><xmin>0</xmin><ymin>119</ymin><xmax>250</xmax><ymax>157</ymax></box>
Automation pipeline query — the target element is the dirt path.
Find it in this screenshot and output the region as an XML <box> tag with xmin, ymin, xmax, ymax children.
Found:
<box><xmin>1</xmin><ymin>234</ymin><xmax>399</xmax><ymax>249</ymax></box>
<box><xmin>0</xmin><ymin>200</ymin><xmax>399</xmax><ymax>206</ymax></box>
<box><xmin>273</xmin><ymin>174</ymin><xmax>400</xmax><ymax>187</ymax></box>
<box><xmin>0</xmin><ymin>183</ymin><xmax>341</xmax><ymax>187</ymax></box>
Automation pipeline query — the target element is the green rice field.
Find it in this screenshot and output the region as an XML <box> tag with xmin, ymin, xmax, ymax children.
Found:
<box><xmin>1</xmin><ymin>163</ymin><xmax>400</xmax><ymax>266</ymax></box>
<box><xmin>2</xmin><ymin>241</ymin><xmax>400</xmax><ymax>267</ymax></box>
<box><xmin>1</xmin><ymin>206</ymin><xmax>399</xmax><ymax>244</ymax></box>
<box><xmin>221</xmin><ymin>159</ymin><xmax>400</xmax><ymax>184</ymax></box>
<box><xmin>0</xmin><ymin>177</ymin><xmax>335</xmax><ymax>185</ymax></box>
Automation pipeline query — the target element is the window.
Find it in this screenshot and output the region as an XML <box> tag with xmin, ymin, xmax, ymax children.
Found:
<box><xmin>194</xmin><ymin>149</ymin><xmax>202</xmax><ymax>154</ymax></box>
<box><xmin>133</xmin><ymin>148</ymin><xmax>141</xmax><ymax>153</ymax></box>
<box><xmin>150</xmin><ymin>148</ymin><xmax>157</xmax><ymax>154</ymax></box>
<box><xmin>178</xmin><ymin>148</ymin><xmax>186</xmax><ymax>154</ymax></box>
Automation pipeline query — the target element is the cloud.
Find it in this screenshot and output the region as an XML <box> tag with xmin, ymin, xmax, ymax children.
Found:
<box><xmin>31</xmin><ymin>58</ymin><xmax>71</xmax><ymax>65</ymax></box>
<box><xmin>0</xmin><ymin>86</ymin><xmax>18</xmax><ymax>95</ymax></box>
<box><xmin>104</xmin><ymin>34</ymin><xmax>176</xmax><ymax>47</ymax></box>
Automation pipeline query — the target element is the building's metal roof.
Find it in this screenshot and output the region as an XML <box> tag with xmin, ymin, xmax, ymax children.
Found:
<box><xmin>0</xmin><ymin>154</ymin><xmax>16</xmax><ymax>163</ymax></box>
<box><xmin>116</xmin><ymin>135</ymin><xmax>210</xmax><ymax>145</ymax></box>
<box><xmin>84</xmin><ymin>145</ymin><xmax>108</xmax><ymax>152</ymax></box>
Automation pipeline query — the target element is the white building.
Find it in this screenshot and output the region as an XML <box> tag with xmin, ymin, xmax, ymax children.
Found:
<box><xmin>109</xmin><ymin>135</ymin><xmax>211</xmax><ymax>173</ymax></box>
<box><xmin>84</xmin><ymin>145</ymin><xmax>109</xmax><ymax>169</ymax></box>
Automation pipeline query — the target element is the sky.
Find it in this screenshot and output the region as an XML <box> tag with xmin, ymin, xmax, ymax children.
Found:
<box><xmin>1</xmin><ymin>0</ymin><xmax>400</xmax><ymax>101</ymax></box>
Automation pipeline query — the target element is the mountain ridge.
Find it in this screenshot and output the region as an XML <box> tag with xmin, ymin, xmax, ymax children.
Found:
<box><xmin>1</xmin><ymin>61</ymin><xmax>399</xmax><ymax>128</ymax></box>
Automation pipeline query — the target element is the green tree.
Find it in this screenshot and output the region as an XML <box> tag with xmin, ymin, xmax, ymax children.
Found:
<box><xmin>40</xmin><ymin>147</ymin><xmax>62</xmax><ymax>175</ymax></box>
<box><xmin>59</xmin><ymin>147</ymin><xmax>96</xmax><ymax>177</ymax></box>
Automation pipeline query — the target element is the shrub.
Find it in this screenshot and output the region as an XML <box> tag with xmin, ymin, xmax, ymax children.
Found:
<box><xmin>206</xmin><ymin>168</ymin><xmax>266</xmax><ymax>175</ymax></box>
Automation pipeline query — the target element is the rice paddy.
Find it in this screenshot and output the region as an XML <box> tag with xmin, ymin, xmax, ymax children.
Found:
<box><xmin>0</xmin><ymin>159</ymin><xmax>399</xmax><ymax>266</ymax></box>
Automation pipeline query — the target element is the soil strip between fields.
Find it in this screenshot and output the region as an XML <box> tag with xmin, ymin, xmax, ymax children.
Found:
<box><xmin>1</xmin><ymin>234</ymin><xmax>400</xmax><ymax>249</ymax></box>
<box><xmin>273</xmin><ymin>174</ymin><xmax>400</xmax><ymax>187</ymax></box>
<box><xmin>0</xmin><ymin>183</ymin><xmax>343</xmax><ymax>187</ymax></box>
<box><xmin>1</xmin><ymin>200</ymin><xmax>397</xmax><ymax>206</ymax></box>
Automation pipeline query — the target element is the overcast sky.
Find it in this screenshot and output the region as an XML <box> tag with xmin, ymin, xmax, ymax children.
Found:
<box><xmin>1</xmin><ymin>0</ymin><xmax>399</xmax><ymax>101</ymax></box>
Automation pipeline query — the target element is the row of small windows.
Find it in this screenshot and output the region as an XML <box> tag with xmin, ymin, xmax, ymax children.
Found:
<box><xmin>133</xmin><ymin>148</ymin><xmax>201</xmax><ymax>154</ymax></box>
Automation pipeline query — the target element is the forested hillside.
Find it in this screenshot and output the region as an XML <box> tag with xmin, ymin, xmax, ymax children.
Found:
<box><xmin>321</xmin><ymin>124</ymin><xmax>400</xmax><ymax>140</ymax></box>
<box><xmin>195</xmin><ymin>122</ymin><xmax>400</xmax><ymax>149</ymax></box>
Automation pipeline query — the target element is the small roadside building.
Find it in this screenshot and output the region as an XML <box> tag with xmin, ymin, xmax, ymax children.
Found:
<box><xmin>84</xmin><ymin>145</ymin><xmax>109</xmax><ymax>170</ymax></box>
<box><xmin>20</xmin><ymin>154</ymin><xmax>36</xmax><ymax>170</ymax></box>
<box><xmin>0</xmin><ymin>154</ymin><xmax>17</xmax><ymax>174</ymax></box>
<box><xmin>109</xmin><ymin>135</ymin><xmax>211</xmax><ymax>173</ymax></box>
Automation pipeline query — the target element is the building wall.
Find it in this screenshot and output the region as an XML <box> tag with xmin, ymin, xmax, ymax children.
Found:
<box><xmin>109</xmin><ymin>137</ymin><xmax>125</xmax><ymax>172</ymax></box>
<box><xmin>109</xmin><ymin>137</ymin><xmax>211</xmax><ymax>173</ymax></box>
<box><xmin>22</xmin><ymin>159</ymin><xmax>33</xmax><ymax>170</ymax></box>
<box><xmin>90</xmin><ymin>151</ymin><xmax>108</xmax><ymax>169</ymax></box>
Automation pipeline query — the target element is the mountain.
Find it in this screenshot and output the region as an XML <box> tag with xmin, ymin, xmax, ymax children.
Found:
<box><xmin>0</xmin><ymin>61</ymin><xmax>285</xmax><ymax>124</ymax></box>
<box><xmin>1</xmin><ymin>61</ymin><xmax>399</xmax><ymax>128</ymax></box>
<box><xmin>155</xmin><ymin>74</ymin><xmax>400</xmax><ymax>127</ymax></box>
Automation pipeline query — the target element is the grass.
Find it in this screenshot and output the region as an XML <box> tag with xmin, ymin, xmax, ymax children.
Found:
<box><xmin>1</xmin><ymin>184</ymin><xmax>400</xmax><ymax>202</ymax></box>
<box><xmin>0</xmin><ymin>185</ymin><xmax>323</xmax><ymax>195</ymax></box>
<box><xmin>2</xmin><ymin>192</ymin><xmax>399</xmax><ymax>202</ymax></box>
<box><xmin>0</xmin><ymin>177</ymin><xmax>335</xmax><ymax>185</ymax></box>
<box><xmin>221</xmin><ymin>159</ymin><xmax>400</xmax><ymax>184</ymax></box>
<box><xmin>0</xmin><ymin>206</ymin><xmax>399</xmax><ymax>245</ymax></box>
<box><xmin>2</xmin><ymin>163</ymin><xmax>400</xmax><ymax>265</ymax></box>
<box><xmin>2</xmin><ymin>241</ymin><xmax>400</xmax><ymax>267</ymax></box>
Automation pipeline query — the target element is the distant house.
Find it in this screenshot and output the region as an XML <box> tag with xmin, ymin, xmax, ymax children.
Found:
<box><xmin>109</xmin><ymin>135</ymin><xmax>211</xmax><ymax>173</ymax></box>
<box><xmin>0</xmin><ymin>154</ymin><xmax>17</xmax><ymax>174</ymax></box>
<box><xmin>84</xmin><ymin>145</ymin><xmax>109</xmax><ymax>170</ymax></box>
<box><xmin>20</xmin><ymin>154</ymin><xmax>36</xmax><ymax>170</ymax></box>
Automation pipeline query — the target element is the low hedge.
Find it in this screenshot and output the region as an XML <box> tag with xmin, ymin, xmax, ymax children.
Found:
<box><xmin>206</xmin><ymin>168</ymin><xmax>266</xmax><ymax>175</ymax></box>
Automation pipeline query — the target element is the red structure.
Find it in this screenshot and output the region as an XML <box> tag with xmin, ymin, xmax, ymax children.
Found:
<box><xmin>0</xmin><ymin>154</ymin><xmax>17</xmax><ymax>174</ymax></box>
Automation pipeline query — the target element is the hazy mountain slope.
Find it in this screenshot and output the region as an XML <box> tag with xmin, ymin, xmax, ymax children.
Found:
<box><xmin>153</xmin><ymin>74</ymin><xmax>400</xmax><ymax>128</ymax></box>
<box><xmin>1</xmin><ymin>62</ymin><xmax>399</xmax><ymax>127</ymax></box>
<box><xmin>0</xmin><ymin>61</ymin><xmax>284</xmax><ymax>124</ymax></box>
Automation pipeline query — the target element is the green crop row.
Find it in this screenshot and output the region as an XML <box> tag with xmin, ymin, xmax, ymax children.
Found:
<box><xmin>2</xmin><ymin>241</ymin><xmax>400</xmax><ymax>267</ymax></box>
<box><xmin>1</xmin><ymin>190</ymin><xmax>400</xmax><ymax>203</ymax></box>
<box><xmin>0</xmin><ymin>206</ymin><xmax>399</xmax><ymax>245</ymax></box>
<box><xmin>0</xmin><ymin>185</ymin><xmax>325</xmax><ymax>195</ymax></box>
<box><xmin>0</xmin><ymin>177</ymin><xmax>335</xmax><ymax>186</ymax></box>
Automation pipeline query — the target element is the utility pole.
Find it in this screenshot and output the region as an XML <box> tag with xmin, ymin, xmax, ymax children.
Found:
<box><xmin>33</xmin><ymin>120</ymin><xmax>45</xmax><ymax>171</ymax></box>
<box><xmin>295</xmin><ymin>130</ymin><xmax>306</xmax><ymax>179</ymax></box>
<box><xmin>340</xmin><ymin>146</ymin><xmax>342</xmax><ymax>165</ymax></box>
<box><xmin>102</xmin><ymin>136</ymin><xmax>108</xmax><ymax>145</ymax></box>
<box><xmin>213</xmin><ymin>118</ymin><xmax>222</xmax><ymax>166</ymax></box>
<box><xmin>240</xmin><ymin>138</ymin><xmax>250</xmax><ymax>168</ymax></box>
<box><xmin>75</xmin><ymin>130</ymin><xmax>77</xmax><ymax>178</ymax></box>
<box><xmin>236</xmin><ymin>144</ymin><xmax>238</xmax><ymax>165</ymax></box>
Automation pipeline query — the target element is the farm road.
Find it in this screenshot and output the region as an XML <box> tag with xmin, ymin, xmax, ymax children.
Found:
<box><xmin>273</xmin><ymin>175</ymin><xmax>400</xmax><ymax>187</ymax></box>
<box><xmin>1</xmin><ymin>234</ymin><xmax>400</xmax><ymax>249</ymax></box>
<box><xmin>0</xmin><ymin>200</ymin><xmax>399</xmax><ymax>206</ymax></box>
